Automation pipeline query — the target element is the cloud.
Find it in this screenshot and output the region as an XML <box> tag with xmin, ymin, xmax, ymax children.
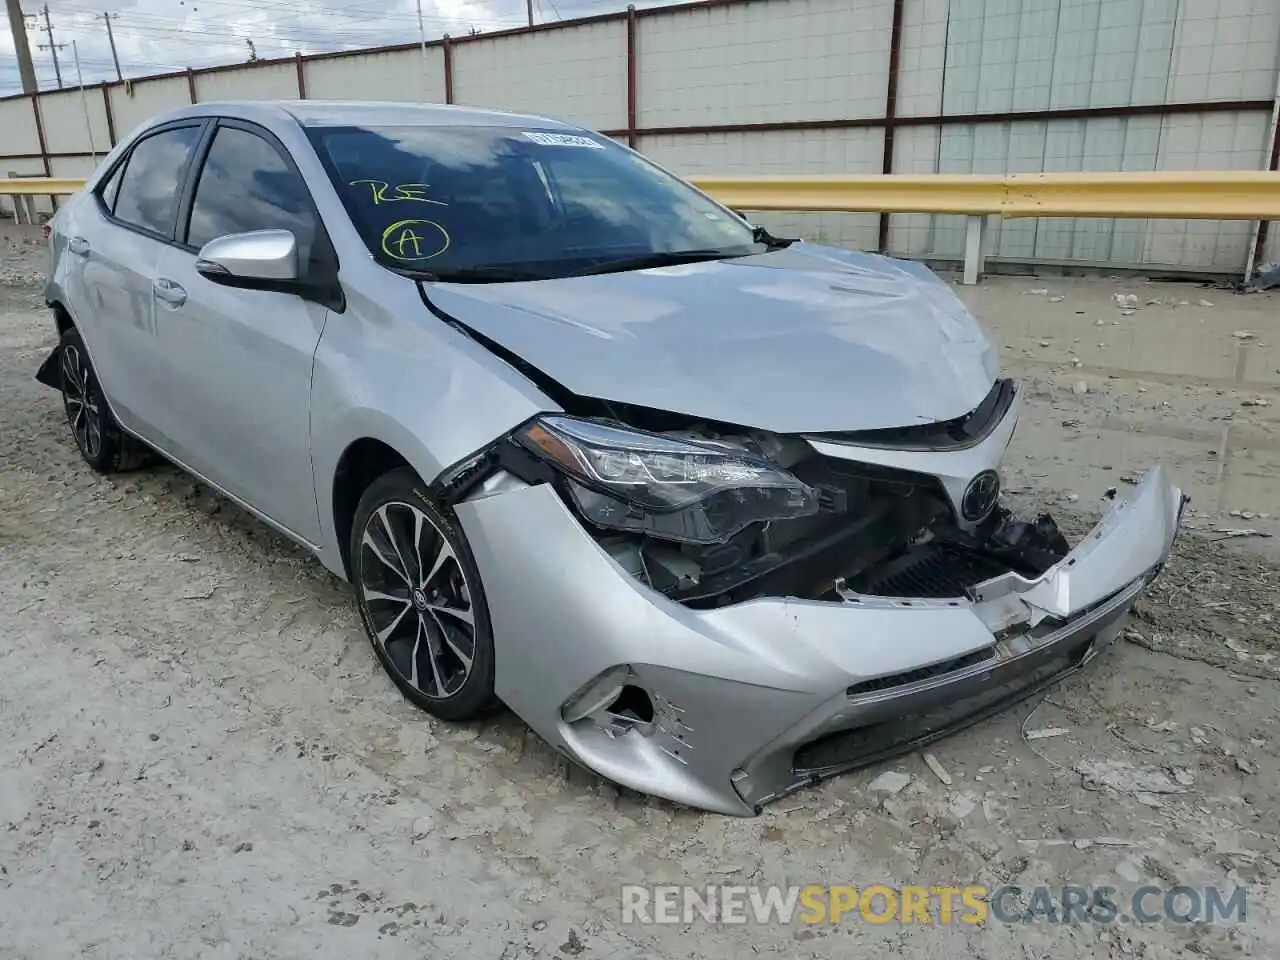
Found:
<box><xmin>1</xmin><ymin>0</ymin><xmax>682</xmax><ymax>96</ymax></box>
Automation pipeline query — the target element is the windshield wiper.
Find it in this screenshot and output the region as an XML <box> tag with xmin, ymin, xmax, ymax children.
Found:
<box><xmin>565</xmin><ymin>249</ymin><xmax>737</xmax><ymax>278</ymax></box>
<box><xmin>752</xmin><ymin>225</ymin><xmax>797</xmax><ymax>250</ymax></box>
<box><xmin>402</xmin><ymin>265</ymin><xmax>548</xmax><ymax>283</ymax></box>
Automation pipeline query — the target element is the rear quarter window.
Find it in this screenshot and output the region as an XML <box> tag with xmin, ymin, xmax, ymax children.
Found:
<box><xmin>96</xmin><ymin>161</ymin><xmax>124</xmax><ymax>212</ymax></box>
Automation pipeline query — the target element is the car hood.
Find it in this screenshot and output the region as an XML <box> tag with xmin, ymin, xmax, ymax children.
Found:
<box><xmin>424</xmin><ymin>244</ymin><xmax>1000</xmax><ymax>434</ymax></box>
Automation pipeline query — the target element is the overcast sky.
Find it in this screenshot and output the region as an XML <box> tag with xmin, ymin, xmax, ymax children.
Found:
<box><xmin>1</xmin><ymin>0</ymin><xmax>677</xmax><ymax>97</ymax></box>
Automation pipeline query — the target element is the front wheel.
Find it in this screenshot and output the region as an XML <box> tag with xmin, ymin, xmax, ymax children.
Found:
<box><xmin>350</xmin><ymin>467</ymin><xmax>498</xmax><ymax>721</ymax></box>
<box><xmin>58</xmin><ymin>327</ymin><xmax>152</xmax><ymax>473</ymax></box>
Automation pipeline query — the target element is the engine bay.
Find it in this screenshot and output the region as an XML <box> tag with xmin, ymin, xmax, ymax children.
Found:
<box><xmin>583</xmin><ymin>424</ymin><xmax>1073</xmax><ymax>609</ymax></box>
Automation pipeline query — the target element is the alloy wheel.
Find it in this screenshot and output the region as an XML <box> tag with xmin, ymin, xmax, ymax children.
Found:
<box><xmin>61</xmin><ymin>343</ymin><xmax>102</xmax><ymax>460</ymax></box>
<box><xmin>358</xmin><ymin>501</ymin><xmax>476</xmax><ymax>699</ymax></box>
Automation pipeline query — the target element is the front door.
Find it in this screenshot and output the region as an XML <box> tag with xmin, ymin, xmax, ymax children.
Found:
<box><xmin>151</xmin><ymin>121</ymin><xmax>330</xmax><ymax>543</ymax></box>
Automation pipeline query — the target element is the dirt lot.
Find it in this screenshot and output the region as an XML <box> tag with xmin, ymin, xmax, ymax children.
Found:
<box><xmin>3</xmin><ymin>221</ymin><xmax>1280</xmax><ymax>959</ymax></box>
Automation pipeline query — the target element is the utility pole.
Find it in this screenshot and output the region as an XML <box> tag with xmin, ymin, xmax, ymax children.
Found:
<box><xmin>40</xmin><ymin>4</ymin><xmax>61</xmax><ymax>88</ymax></box>
<box><xmin>71</xmin><ymin>40</ymin><xmax>98</xmax><ymax>160</ymax></box>
<box><xmin>102</xmin><ymin>11</ymin><xmax>122</xmax><ymax>82</ymax></box>
<box><xmin>414</xmin><ymin>0</ymin><xmax>428</xmax><ymax>78</ymax></box>
<box><xmin>526</xmin><ymin>0</ymin><xmax>533</xmax><ymax>27</ymax></box>
<box><xmin>4</xmin><ymin>0</ymin><xmax>38</xmax><ymax>92</ymax></box>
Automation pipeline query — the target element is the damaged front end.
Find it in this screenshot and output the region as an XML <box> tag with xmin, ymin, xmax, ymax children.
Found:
<box><xmin>447</xmin><ymin>378</ymin><xmax>1092</xmax><ymax>616</ymax></box>
<box><xmin>442</xmin><ymin>380</ymin><xmax>1187</xmax><ymax>814</ymax></box>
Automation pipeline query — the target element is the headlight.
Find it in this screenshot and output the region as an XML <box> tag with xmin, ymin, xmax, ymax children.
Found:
<box><xmin>514</xmin><ymin>415</ymin><xmax>819</xmax><ymax>544</ymax></box>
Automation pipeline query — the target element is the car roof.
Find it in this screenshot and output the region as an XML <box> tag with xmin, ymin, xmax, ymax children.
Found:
<box><xmin>140</xmin><ymin>99</ymin><xmax>578</xmax><ymax>132</ymax></box>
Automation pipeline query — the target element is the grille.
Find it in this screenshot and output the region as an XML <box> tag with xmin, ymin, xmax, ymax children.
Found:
<box><xmin>854</xmin><ymin>544</ymin><xmax>1014</xmax><ymax>599</ymax></box>
<box><xmin>794</xmin><ymin>635</ymin><xmax>1095</xmax><ymax>775</ymax></box>
<box><xmin>845</xmin><ymin>646</ymin><xmax>996</xmax><ymax>699</ymax></box>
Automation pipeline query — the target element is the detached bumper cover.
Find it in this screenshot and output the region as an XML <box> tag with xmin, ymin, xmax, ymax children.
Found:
<box><xmin>456</xmin><ymin>465</ymin><xmax>1186</xmax><ymax>816</ymax></box>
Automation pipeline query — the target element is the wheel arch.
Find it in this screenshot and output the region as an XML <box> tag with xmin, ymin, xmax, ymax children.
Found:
<box><xmin>330</xmin><ymin>436</ymin><xmax>415</xmax><ymax>581</ymax></box>
<box><xmin>50</xmin><ymin>300</ymin><xmax>75</xmax><ymax>336</ymax></box>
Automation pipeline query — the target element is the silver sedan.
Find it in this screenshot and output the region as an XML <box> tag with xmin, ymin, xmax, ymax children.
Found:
<box><xmin>37</xmin><ymin>100</ymin><xmax>1186</xmax><ymax>815</ymax></box>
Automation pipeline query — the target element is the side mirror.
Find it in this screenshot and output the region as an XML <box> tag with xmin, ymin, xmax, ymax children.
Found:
<box><xmin>196</xmin><ymin>229</ymin><xmax>299</xmax><ymax>284</ymax></box>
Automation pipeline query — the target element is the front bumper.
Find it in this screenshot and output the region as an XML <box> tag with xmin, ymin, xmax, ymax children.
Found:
<box><xmin>455</xmin><ymin>465</ymin><xmax>1186</xmax><ymax>815</ymax></box>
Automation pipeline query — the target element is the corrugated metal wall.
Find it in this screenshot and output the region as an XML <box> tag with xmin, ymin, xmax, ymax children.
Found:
<box><xmin>885</xmin><ymin>0</ymin><xmax>1280</xmax><ymax>271</ymax></box>
<box><xmin>3</xmin><ymin>0</ymin><xmax>1278</xmax><ymax>274</ymax></box>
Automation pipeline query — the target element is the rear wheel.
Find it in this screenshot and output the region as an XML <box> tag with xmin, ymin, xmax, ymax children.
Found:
<box><xmin>350</xmin><ymin>467</ymin><xmax>497</xmax><ymax>721</ymax></box>
<box><xmin>58</xmin><ymin>327</ymin><xmax>151</xmax><ymax>473</ymax></box>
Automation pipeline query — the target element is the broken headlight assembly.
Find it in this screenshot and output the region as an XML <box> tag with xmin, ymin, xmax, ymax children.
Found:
<box><xmin>514</xmin><ymin>415</ymin><xmax>820</xmax><ymax>544</ymax></box>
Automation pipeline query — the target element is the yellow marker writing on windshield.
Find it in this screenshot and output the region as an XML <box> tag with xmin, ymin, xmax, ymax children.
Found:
<box><xmin>380</xmin><ymin>219</ymin><xmax>450</xmax><ymax>262</ymax></box>
<box><xmin>350</xmin><ymin>180</ymin><xmax>448</xmax><ymax>206</ymax></box>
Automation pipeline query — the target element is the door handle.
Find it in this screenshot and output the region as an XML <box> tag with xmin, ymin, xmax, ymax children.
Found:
<box><xmin>153</xmin><ymin>278</ymin><xmax>187</xmax><ymax>307</ymax></box>
<box><xmin>68</xmin><ymin>236</ymin><xmax>90</xmax><ymax>257</ymax></box>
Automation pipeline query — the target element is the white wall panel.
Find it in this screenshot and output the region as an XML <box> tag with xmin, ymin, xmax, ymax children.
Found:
<box><xmin>1143</xmin><ymin>110</ymin><xmax>1272</xmax><ymax>270</ymax></box>
<box><xmin>48</xmin><ymin>155</ymin><xmax>100</xmax><ymax>180</ymax></box>
<box><xmin>1033</xmin><ymin>116</ymin><xmax>1163</xmax><ymax>265</ymax></box>
<box><xmin>887</xmin><ymin>125</ymin><xmax>939</xmax><ymax>255</ymax></box>
<box><xmin>1167</xmin><ymin>0</ymin><xmax>1280</xmax><ymax>103</ymax></box>
<box><xmin>637</xmin><ymin>0</ymin><xmax>893</xmax><ymax>127</ymax></box>
<box><xmin>194</xmin><ymin>63</ymin><xmax>298</xmax><ymax>102</ymax></box>
<box><xmin>39</xmin><ymin>89</ymin><xmax>111</xmax><ymax>156</ymax></box>
<box><xmin>897</xmin><ymin>0</ymin><xmax>950</xmax><ymax>118</ymax></box>
<box><xmin>107</xmin><ymin>76</ymin><xmax>192</xmax><ymax>144</ymax></box>
<box><xmin>305</xmin><ymin>49</ymin><xmax>446</xmax><ymax>103</ymax></box>
<box><xmin>453</xmin><ymin>22</ymin><xmax>626</xmax><ymax>130</ymax></box>
<box><xmin>943</xmin><ymin>0</ymin><xmax>1185</xmax><ymax>115</ymax></box>
<box><xmin>0</xmin><ymin>98</ymin><xmax>41</xmax><ymax>155</ymax></box>
<box><xmin>640</xmin><ymin>127</ymin><xmax>882</xmax><ymax>248</ymax></box>
<box><xmin>1262</xmin><ymin>222</ymin><xmax>1280</xmax><ymax>270</ymax></box>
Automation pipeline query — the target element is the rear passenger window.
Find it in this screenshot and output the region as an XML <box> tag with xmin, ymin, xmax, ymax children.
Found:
<box><xmin>185</xmin><ymin>126</ymin><xmax>316</xmax><ymax>262</ymax></box>
<box><xmin>97</xmin><ymin>161</ymin><xmax>124</xmax><ymax>212</ymax></box>
<box><xmin>112</xmin><ymin>125</ymin><xmax>203</xmax><ymax>236</ymax></box>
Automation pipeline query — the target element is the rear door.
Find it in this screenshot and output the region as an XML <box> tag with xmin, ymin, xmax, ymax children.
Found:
<box><xmin>150</xmin><ymin>120</ymin><xmax>330</xmax><ymax>543</ymax></box>
<box><xmin>65</xmin><ymin>122</ymin><xmax>206</xmax><ymax>441</ymax></box>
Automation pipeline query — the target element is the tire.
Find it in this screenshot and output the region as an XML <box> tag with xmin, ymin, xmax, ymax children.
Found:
<box><xmin>57</xmin><ymin>327</ymin><xmax>152</xmax><ymax>474</ymax></box>
<box><xmin>350</xmin><ymin>466</ymin><xmax>497</xmax><ymax>721</ymax></box>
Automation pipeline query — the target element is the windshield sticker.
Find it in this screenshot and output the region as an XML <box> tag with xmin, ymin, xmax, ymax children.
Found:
<box><xmin>521</xmin><ymin>131</ymin><xmax>606</xmax><ymax>149</ymax></box>
<box><xmin>349</xmin><ymin>179</ymin><xmax>448</xmax><ymax>206</ymax></box>
<box><xmin>381</xmin><ymin>219</ymin><xmax>450</xmax><ymax>262</ymax></box>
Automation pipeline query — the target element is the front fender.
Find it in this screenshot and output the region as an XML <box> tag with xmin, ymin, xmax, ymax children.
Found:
<box><xmin>307</xmin><ymin>275</ymin><xmax>561</xmax><ymax>578</ymax></box>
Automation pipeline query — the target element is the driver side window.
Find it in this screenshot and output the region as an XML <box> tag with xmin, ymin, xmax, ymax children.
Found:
<box><xmin>185</xmin><ymin>126</ymin><xmax>317</xmax><ymax>265</ymax></box>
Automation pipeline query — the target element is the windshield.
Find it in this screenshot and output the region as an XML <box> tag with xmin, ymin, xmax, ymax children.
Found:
<box><xmin>306</xmin><ymin>123</ymin><xmax>763</xmax><ymax>280</ymax></box>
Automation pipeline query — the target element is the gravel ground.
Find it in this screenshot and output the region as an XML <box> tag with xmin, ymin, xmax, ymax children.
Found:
<box><xmin>3</xmin><ymin>222</ymin><xmax>1280</xmax><ymax>959</ymax></box>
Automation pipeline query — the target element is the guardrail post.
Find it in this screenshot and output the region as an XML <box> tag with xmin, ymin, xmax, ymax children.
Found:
<box><xmin>6</xmin><ymin>171</ymin><xmax>36</xmax><ymax>224</ymax></box>
<box><xmin>962</xmin><ymin>214</ymin><xmax>987</xmax><ymax>285</ymax></box>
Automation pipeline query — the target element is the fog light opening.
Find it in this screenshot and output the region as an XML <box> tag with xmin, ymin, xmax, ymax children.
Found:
<box><xmin>605</xmin><ymin>685</ymin><xmax>654</xmax><ymax>725</ymax></box>
<box><xmin>561</xmin><ymin>669</ymin><xmax>656</xmax><ymax>736</ymax></box>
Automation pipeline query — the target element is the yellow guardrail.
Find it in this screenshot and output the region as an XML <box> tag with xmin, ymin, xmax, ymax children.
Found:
<box><xmin>7</xmin><ymin>171</ymin><xmax>1280</xmax><ymax>216</ymax></box>
<box><xmin>688</xmin><ymin>174</ymin><xmax>1010</xmax><ymax>216</ymax></box>
<box><xmin>6</xmin><ymin>171</ymin><xmax>1280</xmax><ymax>283</ymax></box>
<box><xmin>0</xmin><ymin>178</ymin><xmax>90</xmax><ymax>196</ymax></box>
<box><xmin>685</xmin><ymin>171</ymin><xmax>1280</xmax><ymax>219</ymax></box>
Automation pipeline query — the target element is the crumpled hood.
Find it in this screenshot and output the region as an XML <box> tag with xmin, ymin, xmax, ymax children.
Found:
<box><xmin>425</xmin><ymin>244</ymin><xmax>1000</xmax><ymax>434</ymax></box>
